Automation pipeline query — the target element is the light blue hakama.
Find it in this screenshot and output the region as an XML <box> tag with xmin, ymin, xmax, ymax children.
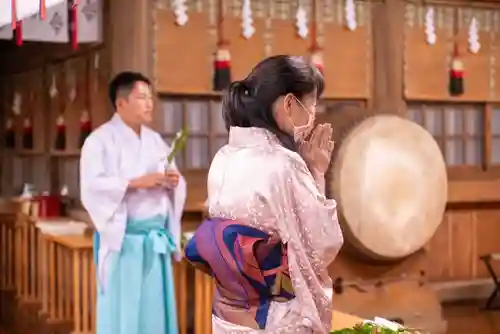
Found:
<box><xmin>93</xmin><ymin>215</ymin><xmax>178</xmax><ymax>334</ymax></box>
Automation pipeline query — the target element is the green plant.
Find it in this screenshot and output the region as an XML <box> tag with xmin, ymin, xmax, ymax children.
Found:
<box><xmin>331</xmin><ymin>323</ymin><xmax>418</xmax><ymax>334</ymax></box>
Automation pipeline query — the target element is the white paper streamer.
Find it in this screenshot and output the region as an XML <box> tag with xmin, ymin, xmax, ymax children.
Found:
<box><xmin>468</xmin><ymin>17</ymin><xmax>480</xmax><ymax>54</ymax></box>
<box><xmin>173</xmin><ymin>0</ymin><xmax>188</xmax><ymax>26</ymax></box>
<box><xmin>49</xmin><ymin>74</ymin><xmax>58</xmax><ymax>98</ymax></box>
<box><xmin>295</xmin><ymin>5</ymin><xmax>308</xmax><ymax>39</ymax></box>
<box><xmin>241</xmin><ymin>0</ymin><xmax>255</xmax><ymax>39</ymax></box>
<box><xmin>424</xmin><ymin>7</ymin><xmax>436</xmax><ymax>45</ymax></box>
<box><xmin>12</xmin><ymin>92</ymin><xmax>21</xmax><ymax>115</ymax></box>
<box><xmin>344</xmin><ymin>0</ymin><xmax>357</xmax><ymax>31</ymax></box>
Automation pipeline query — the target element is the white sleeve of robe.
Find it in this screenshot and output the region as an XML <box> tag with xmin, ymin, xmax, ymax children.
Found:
<box><xmin>80</xmin><ymin>132</ymin><xmax>129</xmax><ymax>252</ymax></box>
<box><xmin>158</xmin><ymin>135</ymin><xmax>187</xmax><ymax>261</ymax></box>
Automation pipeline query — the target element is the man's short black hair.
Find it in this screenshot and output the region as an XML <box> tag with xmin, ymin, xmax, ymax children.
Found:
<box><xmin>108</xmin><ymin>71</ymin><xmax>152</xmax><ymax>110</ymax></box>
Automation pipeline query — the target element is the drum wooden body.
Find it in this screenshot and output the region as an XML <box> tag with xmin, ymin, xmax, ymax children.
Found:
<box><xmin>331</xmin><ymin>115</ymin><xmax>447</xmax><ymax>261</ymax></box>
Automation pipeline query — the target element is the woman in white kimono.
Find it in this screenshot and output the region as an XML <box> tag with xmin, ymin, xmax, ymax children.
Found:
<box><xmin>185</xmin><ymin>55</ymin><xmax>343</xmax><ymax>333</ymax></box>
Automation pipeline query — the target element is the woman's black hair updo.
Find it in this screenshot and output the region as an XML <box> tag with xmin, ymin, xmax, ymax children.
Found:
<box><xmin>222</xmin><ymin>55</ymin><xmax>324</xmax><ymax>151</ymax></box>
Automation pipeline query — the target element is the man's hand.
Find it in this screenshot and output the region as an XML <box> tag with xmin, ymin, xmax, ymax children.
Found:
<box><xmin>128</xmin><ymin>173</ymin><xmax>166</xmax><ymax>189</ymax></box>
<box><xmin>164</xmin><ymin>169</ymin><xmax>181</xmax><ymax>189</ymax></box>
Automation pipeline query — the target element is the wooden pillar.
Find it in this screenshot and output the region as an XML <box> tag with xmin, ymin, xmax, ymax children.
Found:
<box><xmin>371</xmin><ymin>0</ymin><xmax>406</xmax><ymax>114</ymax></box>
<box><xmin>108</xmin><ymin>0</ymin><xmax>154</xmax><ymax>78</ymax></box>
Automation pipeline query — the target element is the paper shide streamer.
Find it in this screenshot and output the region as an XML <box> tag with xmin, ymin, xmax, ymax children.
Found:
<box><xmin>424</xmin><ymin>7</ymin><xmax>436</xmax><ymax>45</ymax></box>
<box><xmin>295</xmin><ymin>2</ymin><xmax>308</xmax><ymax>39</ymax></box>
<box><xmin>173</xmin><ymin>0</ymin><xmax>188</xmax><ymax>26</ymax></box>
<box><xmin>241</xmin><ymin>0</ymin><xmax>255</xmax><ymax>39</ymax></box>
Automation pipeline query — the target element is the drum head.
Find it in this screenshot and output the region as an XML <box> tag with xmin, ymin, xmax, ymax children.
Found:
<box><xmin>331</xmin><ymin>115</ymin><xmax>447</xmax><ymax>261</ymax></box>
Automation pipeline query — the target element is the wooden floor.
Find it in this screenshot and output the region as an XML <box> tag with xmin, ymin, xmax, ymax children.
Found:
<box><xmin>443</xmin><ymin>300</ymin><xmax>500</xmax><ymax>334</ymax></box>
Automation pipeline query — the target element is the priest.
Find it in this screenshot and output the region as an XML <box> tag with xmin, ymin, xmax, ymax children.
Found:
<box><xmin>80</xmin><ymin>71</ymin><xmax>186</xmax><ymax>334</ymax></box>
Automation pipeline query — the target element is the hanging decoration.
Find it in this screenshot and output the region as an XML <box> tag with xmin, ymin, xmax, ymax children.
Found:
<box><xmin>12</xmin><ymin>92</ymin><xmax>21</xmax><ymax>116</ymax></box>
<box><xmin>54</xmin><ymin>114</ymin><xmax>66</xmax><ymax>150</ymax></box>
<box><xmin>309</xmin><ymin>0</ymin><xmax>323</xmax><ymax>74</ymax></box>
<box><xmin>49</xmin><ymin>73</ymin><xmax>58</xmax><ymax>98</ymax></box>
<box><xmin>212</xmin><ymin>0</ymin><xmax>231</xmax><ymax>91</ymax></box>
<box><xmin>22</xmin><ymin>117</ymin><xmax>33</xmax><ymax>149</ymax></box>
<box><xmin>295</xmin><ymin>2</ymin><xmax>308</xmax><ymax>39</ymax></box>
<box><xmin>241</xmin><ymin>0</ymin><xmax>255</xmax><ymax>39</ymax></box>
<box><xmin>67</xmin><ymin>69</ymin><xmax>77</xmax><ymax>102</ymax></box>
<box><xmin>5</xmin><ymin>118</ymin><xmax>15</xmax><ymax>149</ymax></box>
<box><xmin>173</xmin><ymin>0</ymin><xmax>188</xmax><ymax>26</ymax></box>
<box><xmin>344</xmin><ymin>0</ymin><xmax>357</xmax><ymax>31</ymax></box>
<box><xmin>69</xmin><ymin>0</ymin><xmax>79</xmax><ymax>50</ymax></box>
<box><xmin>93</xmin><ymin>52</ymin><xmax>100</xmax><ymax>91</ymax></box>
<box><xmin>424</xmin><ymin>7</ymin><xmax>436</xmax><ymax>45</ymax></box>
<box><xmin>79</xmin><ymin>110</ymin><xmax>91</xmax><ymax>148</ymax></box>
<box><xmin>40</xmin><ymin>0</ymin><xmax>47</xmax><ymax>19</ymax></box>
<box><xmin>468</xmin><ymin>17</ymin><xmax>480</xmax><ymax>54</ymax></box>
<box><xmin>448</xmin><ymin>8</ymin><xmax>464</xmax><ymax>96</ymax></box>
<box><xmin>12</xmin><ymin>0</ymin><xmax>23</xmax><ymax>46</ymax></box>
<box><xmin>79</xmin><ymin>63</ymin><xmax>92</xmax><ymax>148</ymax></box>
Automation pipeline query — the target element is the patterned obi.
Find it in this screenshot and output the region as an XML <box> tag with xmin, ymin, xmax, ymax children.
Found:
<box><xmin>185</xmin><ymin>218</ymin><xmax>294</xmax><ymax>329</ymax></box>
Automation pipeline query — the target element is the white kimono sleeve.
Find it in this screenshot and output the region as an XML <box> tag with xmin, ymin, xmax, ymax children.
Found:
<box><xmin>272</xmin><ymin>157</ymin><xmax>344</xmax><ymax>333</ymax></box>
<box><xmin>80</xmin><ymin>133</ymin><xmax>129</xmax><ymax>252</ymax></box>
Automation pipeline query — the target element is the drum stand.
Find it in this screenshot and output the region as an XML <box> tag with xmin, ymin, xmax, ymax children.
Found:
<box><xmin>480</xmin><ymin>254</ymin><xmax>500</xmax><ymax>310</ymax></box>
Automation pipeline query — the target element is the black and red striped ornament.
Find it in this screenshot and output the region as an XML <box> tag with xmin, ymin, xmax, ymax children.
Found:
<box><xmin>54</xmin><ymin>114</ymin><xmax>66</xmax><ymax>150</ymax></box>
<box><xmin>22</xmin><ymin>117</ymin><xmax>33</xmax><ymax>149</ymax></box>
<box><xmin>79</xmin><ymin>110</ymin><xmax>92</xmax><ymax>148</ymax></box>
<box><xmin>448</xmin><ymin>44</ymin><xmax>464</xmax><ymax>97</ymax></box>
<box><xmin>5</xmin><ymin>118</ymin><xmax>15</xmax><ymax>149</ymax></box>
<box><xmin>212</xmin><ymin>0</ymin><xmax>231</xmax><ymax>91</ymax></box>
<box><xmin>213</xmin><ymin>47</ymin><xmax>231</xmax><ymax>91</ymax></box>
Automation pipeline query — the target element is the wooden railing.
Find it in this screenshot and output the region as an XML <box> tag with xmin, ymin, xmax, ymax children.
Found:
<box><xmin>0</xmin><ymin>208</ymin><xmax>215</xmax><ymax>334</ymax></box>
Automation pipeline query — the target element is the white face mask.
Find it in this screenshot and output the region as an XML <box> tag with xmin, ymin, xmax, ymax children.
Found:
<box><xmin>288</xmin><ymin>97</ymin><xmax>315</xmax><ymax>143</ymax></box>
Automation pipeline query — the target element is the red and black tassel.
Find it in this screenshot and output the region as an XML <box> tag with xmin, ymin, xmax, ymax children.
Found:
<box><xmin>54</xmin><ymin>114</ymin><xmax>66</xmax><ymax>150</ymax></box>
<box><xmin>309</xmin><ymin>0</ymin><xmax>323</xmax><ymax>75</ymax></box>
<box><xmin>68</xmin><ymin>0</ymin><xmax>79</xmax><ymax>50</ymax></box>
<box><xmin>40</xmin><ymin>0</ymin><xmax>46</xmax><ymax>20</ymax></box>
<box><xmin>212</xmin><ymin>0</ymin><xmax>231</xmax><ymax>91</ymax></box>
<box><xmin>79</xmin><ymin>111</ymin><xmax>92</xmax><ymax>148</ymax></box>
<box><xmin>448</xmin><ymin>8</ymin><xmax>464</xmax><ymax>97</ymax></box>
<box><xmin>12</xmin><ymin>0</ymin><xmax>22</xmax><ymax>46</ymax></box>
<box><xmin>5</xmin><ymin>118</ymin><xmax>15</xmax><ymax>149</ymax></box>
<box><xmin>449</xmin><ymin>44</ymin><xmax>464</xmax><ymax>96</ymax></box>
<box><xmin>22</xmin><ymin>117</ymin><xmax>33</xmax><ymax>149</ymax></box>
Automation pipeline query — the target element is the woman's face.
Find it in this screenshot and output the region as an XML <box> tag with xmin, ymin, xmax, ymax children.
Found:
<box><xmin>274</xmin><ymin>92</ymin><xmax>317</xmax><ymax>137</ymax></box>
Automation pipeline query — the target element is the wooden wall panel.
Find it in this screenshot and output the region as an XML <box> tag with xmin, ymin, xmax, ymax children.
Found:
<box><xmin>328</xmin><ymin>206</ymin><xmax>500</xmax><ymax>283</ymax></box>
<box><xmin>270</xmin><ymin>20</ymin><xmax>309</xmax><ymax>57</ymax></box>
<box><xmin>154</xmin><ymin>9</ymin><xmax>212</xmax><ymax>94</ymax></box>
<box><xmin>404</xmin><ymin>5</ymin><xmax>498</xmax><ymax>102</ymax></box>
<box><xmin>321</xmin><ymin>0</ymin><xmax>372</xmax><ymax>99</ymax></box>
<box><xmin>323</xmin><ymin>25</ymin><xmax>371</xmax><ymax>99</ymax></box>
<box><xmin>225</xmin><ymin>17</ymin><xmax>266</xmax><ymax>81</ymax></box>
<box><xmin>404</xmin><ymin>25</ymin><xmax>450</xmax><ymax>100</ymax></box>
<box><xmin>491</xmin><ymin>22</ymin><xmax>500</xmax><ymax>101</ymax></box>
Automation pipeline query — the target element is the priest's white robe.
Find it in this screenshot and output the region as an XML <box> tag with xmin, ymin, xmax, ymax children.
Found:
<box><xmin>80</xmin><ymin>113</ymin><xmax>186</xmax><ymax>334</ymax></box>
